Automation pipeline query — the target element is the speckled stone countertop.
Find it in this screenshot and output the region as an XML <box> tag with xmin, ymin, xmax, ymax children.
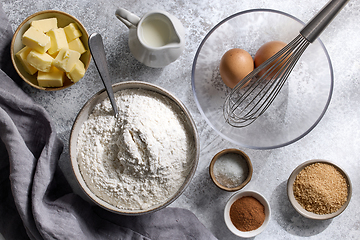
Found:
<box><xmin>2</xmin><ymin>0</ymin><xmax>360</xmax><ymax>239</ymax></box>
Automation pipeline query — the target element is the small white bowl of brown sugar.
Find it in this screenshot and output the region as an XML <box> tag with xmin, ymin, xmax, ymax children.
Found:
<box><xmin>287</xmin><ymin>159</ymin><xmax>352</xmax><ymax>220</ymax></box>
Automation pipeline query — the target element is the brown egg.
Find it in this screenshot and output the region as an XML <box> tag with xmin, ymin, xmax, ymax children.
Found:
<box><xmin>254</xmin><ymin>41</ymin><xmax>287</xmax><ymax>79</ymax></box>
<box><xmin>219</xmin><ymin>48</ymin><xmax>254</xmax><ymax>89</ymax></box>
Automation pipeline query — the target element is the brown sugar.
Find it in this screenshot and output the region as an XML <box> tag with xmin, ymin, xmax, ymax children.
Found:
<box><xmin>293</xmin><ymin>162</ymin><xmax>348</xmax><ymax>215</ymax></box>
<box><xmin>230</xmin><ymin>196</ymin><xmax>265</xmax><ymax>231</ymax></box>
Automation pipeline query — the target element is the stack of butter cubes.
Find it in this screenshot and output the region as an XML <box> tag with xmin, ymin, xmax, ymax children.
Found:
<box><xmin>16</xmin><ymin>18</ymin><xmax>87</xmax><ymax>87</ymax></box>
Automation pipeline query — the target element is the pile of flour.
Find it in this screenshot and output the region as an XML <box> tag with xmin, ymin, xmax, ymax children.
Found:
<box><xmin>77</xmin><ymin>88</ymin><xmax>195</xmax><ymax>210</ymax></box>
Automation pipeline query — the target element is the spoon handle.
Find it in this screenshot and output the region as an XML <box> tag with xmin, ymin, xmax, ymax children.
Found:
<box><xmin>88</xmin><ymin>33</ymin><xmax>118</xmax><ymax>117</ymax></box>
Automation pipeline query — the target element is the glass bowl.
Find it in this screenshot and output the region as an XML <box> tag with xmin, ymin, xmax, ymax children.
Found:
<box><xmin>191</xmin><ymin>9</ymin><xmax>333</xmax><ymax>149</ymax></box>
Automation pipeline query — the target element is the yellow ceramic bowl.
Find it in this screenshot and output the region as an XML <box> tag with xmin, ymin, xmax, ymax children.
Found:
<box><xmin>10</xmin><ymin>10</ymin><xmax>90</xmax><ymax>91</ymax></box>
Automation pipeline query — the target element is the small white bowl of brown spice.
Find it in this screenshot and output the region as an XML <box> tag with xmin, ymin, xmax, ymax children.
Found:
<box><xmin>287</xmin><ymin>159</ymin><xmax>352</xmax><ymax>220</ymax></box>
<box><xmin>224</xmin><ymin>190</ymin><xmax>271</xmax><ymax>238</ymax></box>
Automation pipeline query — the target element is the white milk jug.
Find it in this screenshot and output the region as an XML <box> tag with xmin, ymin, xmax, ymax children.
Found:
<box><xmin>115</xmin><ymin>8</ymin><xmax>185</xmax><ymax>68</ymax></box>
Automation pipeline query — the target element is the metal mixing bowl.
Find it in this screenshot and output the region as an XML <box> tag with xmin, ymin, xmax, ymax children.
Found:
<box><xmin>69</xmin><ymin>81</ymin><xmax>199</xmax><ymax>215</ymax></box>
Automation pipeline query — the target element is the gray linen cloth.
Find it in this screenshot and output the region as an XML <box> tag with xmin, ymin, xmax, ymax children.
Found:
<box><xmin>0</xmin><ymin>5</ymin><xmax>217</xmax><ymax>240</ymax></box>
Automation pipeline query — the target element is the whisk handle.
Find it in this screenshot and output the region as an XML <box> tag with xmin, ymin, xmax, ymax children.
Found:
<box><xmin>300</xmin><ymin>0</ymin><xmax>350</xmax><ymax>43</ymax></box>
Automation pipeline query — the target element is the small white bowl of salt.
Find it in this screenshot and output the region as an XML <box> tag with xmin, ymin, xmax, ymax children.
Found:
<box><xmin>209</xmin><ymin>149</ymin><xmax>253</xmax><ymax>191</ymax></box>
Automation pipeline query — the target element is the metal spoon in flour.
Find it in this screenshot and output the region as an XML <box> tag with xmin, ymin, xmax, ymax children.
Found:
<box><xmin>88</xmin><ymin>33</ymin><xmax>119</xmax><ymax>117</ymax></box>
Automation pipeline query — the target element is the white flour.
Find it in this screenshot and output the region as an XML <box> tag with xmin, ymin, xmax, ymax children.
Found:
<box><xmin>77</xmin><ymin>88</ymin><xmax>195</xmax><ymax>210</ymax></box>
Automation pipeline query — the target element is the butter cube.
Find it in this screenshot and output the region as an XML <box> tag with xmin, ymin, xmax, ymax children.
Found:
<box><xmin>37</xmin><ymin>66</ymin><xmax>64</xmax><ymax>87</ymax></box>
<box><xmin>68</xmin><ymin>38</ymin><xmax>86</xmax><ymax>54</ymax></box>
<box><xmin>15</xmin><ymin>46</ymin><xmax>38</xmax><ymax>75</ymax></box>
<box><xmin>64</xmin><ymin>23</ymin><xmax>82</xmax><ymax>42</ymax></box>
<box><xmin>26</xmin><ymin>50</ymin><xmax>53</xmax><ymax>72</ymax></box>
<box><xmin>22</xmin><ymin>27</ymin><xmax>51</xmax><ymax>53</ymax></box>
<box><xmin>47</xmin><ymin>28</ymin><xmax>69</xmax><ymax>55</ymax></box>
<box><xmin>53</xmin><ymin>48</ymin><xmax>80</xmax><ymax>72</ymax></box>
<box><xmin>66</xmin><ymin>60</ymin><xmax>85</xmax><ymax>83</ymax></box>
<box><xmin>49</xmin><ymin>52</ymin><xmax>59</xmax><ymax>59</ymax></box>
<box><xmin>30</xmin><ymin>18</ymin><xmax>58</xmax><ymax>33</ymax></box>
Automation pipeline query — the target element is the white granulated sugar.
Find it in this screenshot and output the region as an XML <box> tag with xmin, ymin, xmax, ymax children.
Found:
<box><xmin>77</xmin><ymin>88</ymin><xmax>195</xmax><ymax>210</ymax></box>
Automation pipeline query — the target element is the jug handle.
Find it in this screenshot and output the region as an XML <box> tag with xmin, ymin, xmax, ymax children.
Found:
<box><xmin>115</xmin><ymin>8</ymin><xmax>140</xmax><ymax>28</ymax></box>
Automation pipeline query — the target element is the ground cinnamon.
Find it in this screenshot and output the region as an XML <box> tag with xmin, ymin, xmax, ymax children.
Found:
<box><xmin>230</xmin><ymin>196</ymin><xmax>265</xmax><ymax>231</ymax></box>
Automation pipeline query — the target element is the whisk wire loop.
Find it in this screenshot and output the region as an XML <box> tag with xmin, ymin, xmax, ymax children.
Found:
<box><xmin>224</xmin><ymin>35</ymin><xmax>310</xmax><ymax>127</ymax></box>
<box><xmin>260</xmin><ymin>36</ymin><xmax>310</xmax><ymax>114</ymax></box>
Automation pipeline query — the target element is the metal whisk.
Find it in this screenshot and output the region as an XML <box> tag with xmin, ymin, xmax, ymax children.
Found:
<box><xmin>224</xmin><ymin>0</ymin><xmax>349</xmax><ymax>127</ymax></box>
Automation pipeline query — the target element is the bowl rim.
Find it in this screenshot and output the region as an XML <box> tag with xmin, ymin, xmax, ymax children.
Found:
<box><xmin>191</xmin><ymin>8</ymin><xmax>334</xmax><ymax>150</ymax></box>
<box><xmin>209</xmin><ymin>148</ymin><xmax>253</xmax><ymax>191</ymax></box>
<box><xmin>224</xmin><ymin>190</ymin><xmax>271</xmax><ymax>238</ymax></box>
<box><xmin>69</xmin><ymin>81</ymin><xmax>200</xmax><ymax>215</ymax></box>
<box><xmin>10</xmin><ymin>9</ymin><xmax>91</xmax><ymax>91</ymax></box>
<box><xmin>287</xmin><ymin>159</ymin><xmax>352</xmax><ymax>220</ymax></box>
